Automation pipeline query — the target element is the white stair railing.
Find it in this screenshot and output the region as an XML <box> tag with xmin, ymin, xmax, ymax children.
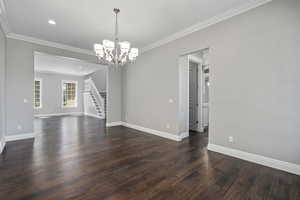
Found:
<box><xmin>85</xmin><ymin>78</ymin><xmax>105</xmax><ymax>118</ymax></box>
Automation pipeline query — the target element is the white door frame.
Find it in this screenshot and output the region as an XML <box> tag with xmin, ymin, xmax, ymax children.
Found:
<box><xmin>178</xmin><ymin>47</ymin><xmax>209</xmax><ymax>137</ymax></box>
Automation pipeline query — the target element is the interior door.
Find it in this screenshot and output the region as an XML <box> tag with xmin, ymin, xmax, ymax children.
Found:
<box><xmin>189</xmin><ymin>62</ymin><xmax>198</xmax><ymax>131</ymax></box>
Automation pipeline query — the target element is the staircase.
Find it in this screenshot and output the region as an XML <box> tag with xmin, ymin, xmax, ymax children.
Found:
<box><xmin>99</xmin><ymin>91</ymin><xmax>107</xmax><ymax>117</ymax></box>
<box><xmin>83</xmin><ymin>78</ymin><xmax>106</xmax><ymax>119</ymax></box>
<box><xmin>89</xmin><ymin>91</ymin><xmax>104</xmax><ymax>117</ymax></box>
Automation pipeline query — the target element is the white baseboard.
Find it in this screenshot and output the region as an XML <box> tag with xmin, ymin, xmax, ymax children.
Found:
<box><xmin>0</xmin><ymin>140</ymin><xmax>5</xmax><ymax>154</ymax></box>
<box><xmin>35</xmin><ymin>112</ymin><xmax>83</xmax><ymax>117</ymax></box>
<box><xmin>122</xmin><ymin>122</ymin><xmax>182</xmax><ymax>141</ymax></box>
<box><xmin>207</xmin><ymin>144</ymin><xmax>300</xmax><ymax>176</ymax></box>
<box><xmin>84</xmin><ymin>113</ymin><xmax>104</xmax><ymax>119</ymax></box>
<box><xmin>5</xmin><ymin>133</ymin><xmax>35</xmax><ymax>142</ymax></box>
<box><xmin>180</xmin><ymin>132</ymin><xmax>189</xmax><ymax>140</ymax></box>
<box><xmin>197</xmin><ymin>127</ymin><xmax>205</xmax><ymax>133</ymax></box>
<box><xmin>106</xmin><ymin>121</ymin><xmax>123</xmax><ymax>127</ymax></box>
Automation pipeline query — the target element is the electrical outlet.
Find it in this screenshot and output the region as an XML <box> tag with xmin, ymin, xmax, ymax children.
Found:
<box><xmin>17</xmin><ymin>125</ymin><xmax>22</xmax><ymax>130</ymax></box>
<box><xmin>229</xmin><ymin>136</ymin><xmax>234</xmax><ymax>143</ymax></box>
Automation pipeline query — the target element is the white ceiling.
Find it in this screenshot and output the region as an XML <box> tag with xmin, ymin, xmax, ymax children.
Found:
<box><xmin>34</xmin><ymin>52</ymin><xmax>106</xmax><ymax>76</ymax></box>
<box><xmin>2</xmin><ymin>0</ymin><xmax>268</xmax><ymax>51</ymax></box>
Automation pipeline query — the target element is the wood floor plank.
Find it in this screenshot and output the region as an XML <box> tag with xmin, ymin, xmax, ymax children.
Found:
<box><xmin>0</xmin><ymin>115</ymin><xmax>299</xmax><ymax>200</ymax></box>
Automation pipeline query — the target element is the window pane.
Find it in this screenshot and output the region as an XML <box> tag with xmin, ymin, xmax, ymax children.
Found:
<box><xmin>34</xmin><ymin>80</ymin><xmax>41</xmax><ymax>108</ymax></box>
<box><xmin>63</xmin><ymin>82</ymin><xmax>77</xmax><ymax>107</ymax></box>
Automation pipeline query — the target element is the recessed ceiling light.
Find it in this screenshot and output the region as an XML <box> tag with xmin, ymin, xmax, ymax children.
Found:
<box><xmin>48</xmin><ymin>19</ymin><xmax>56</xmax><ymax>25</ymax></box>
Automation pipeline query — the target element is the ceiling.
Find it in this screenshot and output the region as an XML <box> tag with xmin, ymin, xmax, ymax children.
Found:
<box><xmin>34</xmin><ymin>52</ymin><xmax>106</xmax><ymax>76</ymax></box>
<box><xmin>3</xmin><ymin>0</ymin><xmax>268</xmax><ymax>51</ymax></box>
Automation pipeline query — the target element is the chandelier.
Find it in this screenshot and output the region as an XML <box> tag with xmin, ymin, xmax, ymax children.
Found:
<box><xmin>94</xmin><ymin>8</ymin><xmax>139</xmax><ymax>66</ymax></box>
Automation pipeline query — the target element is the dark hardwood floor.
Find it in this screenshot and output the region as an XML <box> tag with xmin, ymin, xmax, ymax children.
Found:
<box><xmin>0</xmin><ymin>115</ymin><xmax>299</xmax><ymax>200</ymax></box>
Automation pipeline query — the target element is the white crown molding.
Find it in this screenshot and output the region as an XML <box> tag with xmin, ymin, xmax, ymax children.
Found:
<box><xmin>2</xmin><ymin>0</ymin><xmax>272</xmax><ymax>56</ymax></box>
<box><xmin>35</xmin><ymin>69</ymin><xmax>88</xmax><ymax>77</ymax></box>
<box><xmin>141</xmin><ymin>0</ymin><xmax>272</xmax><ymax>53</ymax></box>
<box><xmin>1</xmin><ymin>2</ymin><xmax>94</xmax><ymax>57</ymax></box>
<box><xmin>5</xmin><ymin>133</ymin><xmax>35</xmax><ymax>142</ymax></box>
<box><xmin>6</xmin><ymin>33</ymin><xmax>95</xmax><ymax>56</ymax></box>
<box><xmin>208</xmin><ymin>144</ymin><xmax>300</xmax><ymax>176</ymax></box>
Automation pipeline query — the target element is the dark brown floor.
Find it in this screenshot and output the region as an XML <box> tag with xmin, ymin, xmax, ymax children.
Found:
<box><xmin>0</xmin><ymin>115</ymin><xmax>299</xmax><ymax>200</ymax></box>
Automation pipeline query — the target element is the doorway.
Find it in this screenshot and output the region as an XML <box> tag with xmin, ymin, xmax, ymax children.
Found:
<box><xmin>33</xmin><ymin>52</ymin><xmax>108</xmax><ymax>119</ymax></box>
<box><xmin>178</xmin><ymin>48</ymin><xmax>210</xmax><ymax>138</ymax></box>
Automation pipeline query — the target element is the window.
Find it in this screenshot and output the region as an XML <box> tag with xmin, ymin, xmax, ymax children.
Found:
<box><xmin>34</xmin><ymin>79</ymin><xmax>42</xmax><ymax>108</ymax></box>
<box><xmin>62</xmin><ymin>81</ymin><xmax>77</xmax><ymax>107</ymax></box>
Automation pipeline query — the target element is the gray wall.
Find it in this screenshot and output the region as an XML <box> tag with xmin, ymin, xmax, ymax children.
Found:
<box><xmin>0</xmin><ymin>24</ymin><xmax>6</xmax><ymax>148</ymax></box>
<box><xmin>89</xmin><ymin>68</ymin><xmax>107</xmax><ymax>91</ymax></box>
<box><xmin>123</xmin><ymin>0</ymin><xmax>300</xmax><ymax>165</ymax></box>
<box><xmin>6</xmin><ymin>38</ymin><xmax>122</xmax><ymax>136</ymax></box>
<box><xmin>34</xmin><ymin>72</ymin><xmax>84</xmax><ymax>115</ymax></box>
<box><xmin>108</xmin><ymin>68</ymin><xmax>122</xmax><ymax>123</ymax></box>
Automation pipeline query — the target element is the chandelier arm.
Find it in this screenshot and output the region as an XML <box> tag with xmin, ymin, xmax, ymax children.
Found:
<box><xmin>94</xmin><ymin>8</ymin><xmax>138</xmax><ymax>66</ymax></box>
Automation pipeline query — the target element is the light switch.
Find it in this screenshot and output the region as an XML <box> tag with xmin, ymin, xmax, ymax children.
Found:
<box><xmin>24</xmin><ymin>99</ymin><xmax>28</xmax><ymax>103</ymax></box>
<box><xmin>169</xmin><ymin>99</ymin><xmax>174</xmax><ymax>103</ymax></box>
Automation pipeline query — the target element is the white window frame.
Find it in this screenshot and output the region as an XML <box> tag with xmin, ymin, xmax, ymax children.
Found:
<box><xmin>62</xmin><ymin>80</ymin><xmax>78</xmax><ymax>108</ymax></box>
<box><xmin>34</xmin><ymin>78</ymin><xmax>42</xmax><ymax>109</ymax></box>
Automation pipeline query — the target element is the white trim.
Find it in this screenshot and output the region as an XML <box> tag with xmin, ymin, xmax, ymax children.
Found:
<box><xmin>180</xmin><ymin>132</ymin><xmax>189</xmax><ymax>140</ymax></box>
<box><xmin>2</xmin><ymin>0</ymin><xmax>271</xmax><ymax>56</ymax></box>
<box><xmin>197</xmin><ymin>127</ymin><xmax>205</xmax><ymax>133</ymax></box>
<box><xmin>1</xmin><ymin>0</ymin><xmax>271</xmax><ymax>56</ymax></box>
<box><xmin>5</xmin><ymin>133</ymin><xmax>35</xmax><ymax>142</ymax></box>
<box><xmin>141</xmin><ymin>0</ymin><xmax>272</xmax><ymax>53</ymax></box>
<box><xmin>189</xmin><ymin>55</ymin><xmax>202</xmax><ymax>64</ymax></box>
<box><xmin>178</xmin><ymin>55</ymin><xmax>190</xmax><ymax>138</ymax></box>
<box><xmin>84</xmin><ymin>113</ymin><xmax>104</xmax><ymax>119</ymax></box>
<box><xmin>106</xmin><ymin>121</ymin><xmax>123</xmax><ymax>127</ymax></box>
<box><xmin>35</xmin><ymin>112</ymin><xmax>83</xmax><ymax>117</ymax></box>
<box><xmin>0</xmin><ymin>140</ymin><xmax>5</xmax><ymax>153</ymax></box>
<box><xmin>0</xmin><ymin>0</ymin><xmax>11</xmax><ymax>35</ymax></box>
<box><xmin>207</xmin><ymin>144</ymin><xmax>300</xmax><ymax>176</ymax></box>
<box><xmin>122</xmin><ymin>122</ymin><xmax>182</xmax><ymax>142</ymax></box>
<box><xmin>6</xmin><ymin>33</ymin><xmax>94</xmax><ymax>55</ymax></box>
<box><xmin>35</xmin><ymin>69</ymin><xmax>89</xmax><ymax>77</ymax></box>
<box><xmin>0</xmin><ymin>0</ymin><xmax>6</xmax><ymax>14</ymax></box>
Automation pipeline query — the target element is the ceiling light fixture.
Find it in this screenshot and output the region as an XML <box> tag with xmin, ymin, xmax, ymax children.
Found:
<box><xmin>48</xmin><ymin>19</ymin><xmax>56</xmax><ymax>25</ymax></box>
<box><xmin>94</xmin><ymin>8</ymin><xmax>138</xmax><ymax>67</ymax></box>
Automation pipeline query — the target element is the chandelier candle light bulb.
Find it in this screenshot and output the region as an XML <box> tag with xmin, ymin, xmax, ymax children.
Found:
<box><xmin>94</xmin><ymin>8</ymin><xmax>139</xmax><ymax>66</ymax></box>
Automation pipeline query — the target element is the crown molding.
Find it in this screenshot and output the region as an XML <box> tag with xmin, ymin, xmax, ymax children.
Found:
<box><xmin>7</xmin><ymin>33</ymin><xmax>94</xmax><ymax>55</ymax></box>
<box><xmin>141</xmin><ymin>0</ymin><xmax>272</xmax><ymax>53</ymax></box>
<box><xmin>2</xmin><ymin>0</ymin><xmax>272</xmax><ymax>56</ymax></box>
<box><xmin>34</xmin><ymin>69</ymin><xmax>88</xmax><ymax>77</ymax></box>
<box><xmin>0</xmin><ymin>0</ymin><xmax>94</xmax><ymax>56</ymax></box>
